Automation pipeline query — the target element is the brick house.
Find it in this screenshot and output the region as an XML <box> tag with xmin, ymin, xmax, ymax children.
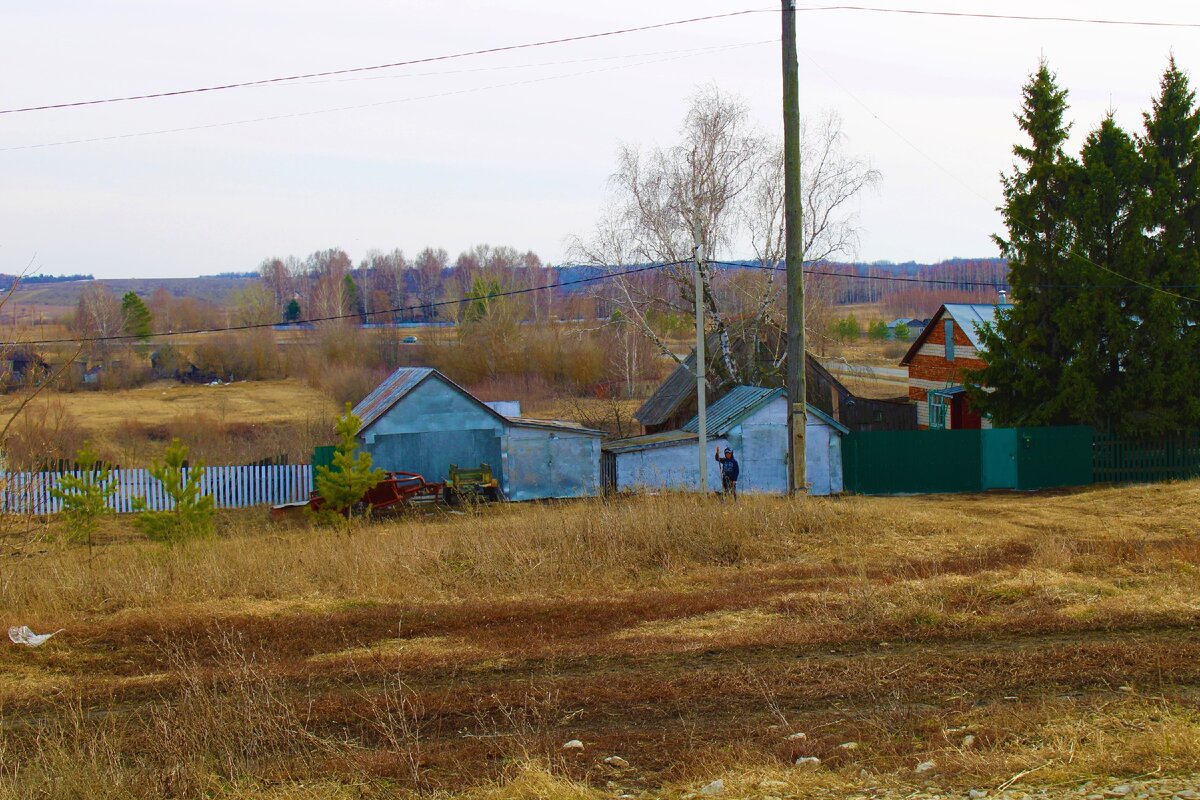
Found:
<box><xmin>900</xmin><ymin>303</ymin><xmax>1012</xmax><ymax>430</ymax></box>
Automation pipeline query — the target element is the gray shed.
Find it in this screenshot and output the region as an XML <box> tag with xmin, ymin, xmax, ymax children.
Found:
<box><xmin>604</xmin><ymin>386</ymin><xmax>848</xmax><ymax>495</ymax></box>
<box><xmin>353</xmin><ymin>367</ymin><xmax>604</xmax><ymax>501</ymax></box>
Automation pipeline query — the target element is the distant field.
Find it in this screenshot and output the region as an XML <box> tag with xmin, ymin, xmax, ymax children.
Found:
<box><xmin>0</xmin><ymin>379</ymin><xmax>340</xmax><ymax>466</ymax></box>
<box><xmin>1</xmin><ymin>482</ymin><xmax>1198</xmax><ymax>798</ymax></box>
<box><xmin>8</xmin><ymin>275</ymin><xmax>259</xmax><ymax>307</ymax></box>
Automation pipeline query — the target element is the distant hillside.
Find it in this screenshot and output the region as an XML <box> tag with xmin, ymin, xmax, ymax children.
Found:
<box><xmin>9</xmin><ymin>276</ymin><xmax>261</xmax><ymax>307</ymax></box>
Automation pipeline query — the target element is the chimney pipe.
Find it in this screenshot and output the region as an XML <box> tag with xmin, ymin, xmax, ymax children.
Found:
<box><xmin>998</xmin><ymin>288</ymin><xmax>1008</xmax><ymax>304</ymax></box>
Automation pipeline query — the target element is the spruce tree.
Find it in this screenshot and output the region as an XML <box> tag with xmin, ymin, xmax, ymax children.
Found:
<box><xmin>970</xmin><ymin>61</ymin><xmax>1078</xmax><ymax>426</ymax></box>
<box><xmin>1138</xmin><ymin>57</ymin><xmax>1200</xmax><ymax>430</ymax></box>
<box><xmin>1061</xmin><ymin>116</ymin><xmax>1149</xmax><ymax>431</ymax></box>
<box><xmin>285</xmin><ymin>298</ymin><xmax>302</xmax><ymax>323</ymax></box>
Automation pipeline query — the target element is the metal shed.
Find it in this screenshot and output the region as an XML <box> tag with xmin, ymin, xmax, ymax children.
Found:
<box><xmin>353</xmin><ymin>367</ymin><xmax>604</xmax><ymax>501</ymax></box>
<box><xmin>605</xmin><ymin>386</ymin><xmax>848</xmax><ymax>495</ymax></box>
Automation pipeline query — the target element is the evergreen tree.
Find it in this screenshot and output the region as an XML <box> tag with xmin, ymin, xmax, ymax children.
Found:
<box><xmin>133</xmin><ymin>438</ymin><xmax>215</xmax><ymax>543</ymax></box>
<box><xmin>121</xmin><ymin>291</ymin><xmax>153</xmax><ymax>342</ymax></box>
<box><xmin>49</xmin><ymin>441</ymin><xmax>117</xmax><ymax>551</ymax></box>
<box><xmin>342</xmin><ymin>274</ymin><xmax>365</xmax><ymax>323</ymax></box>
<box><xmin>1138</xmin><ymin>57</ymin><xmax>1200</xmax><ymax>429</ymax></box>
<box><xmin>1060</xmin><ymin>116</ymin><xmax>1150</xmax><ymax>431</ymax></box>
<box><xmin>315</xmin><ymin>403</ymin><xmax>384</xmax><ymax>522</ymax></box>
<box><xmin>969</xmin><ymin>62</ymin><xmax>1079</xmax><ymax>426</ymax></box>
<box><xmin>285</xmin><ymin>298</ymin><xmax>302</xmax><ymax>323</ymax></box>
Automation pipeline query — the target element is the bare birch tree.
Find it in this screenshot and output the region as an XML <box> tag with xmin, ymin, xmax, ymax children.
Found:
<box><xmin>570</xmin><ymin>85</ymin><xmax>879</xmax><ymax>386</ymax></box>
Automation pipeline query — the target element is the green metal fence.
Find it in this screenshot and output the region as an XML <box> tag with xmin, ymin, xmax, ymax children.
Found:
<box><xmin>843</xmin><ymin>429</ymin><xmax>983</xmax><ymax>494</ymax></box>
<box><xmin>844</xmin><ymin>426</ymin><xmax>1199</xmax><ymax>495</ymax></box>
<box><xmin>1093</xmin><ymin>431</ymin><xmax>1200</xmax><ymax>484</ymax></box>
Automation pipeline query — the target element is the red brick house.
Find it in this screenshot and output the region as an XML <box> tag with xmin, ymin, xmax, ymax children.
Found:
<box><xmin>901</xmin><ymin>303</ymin><xmax>1012</xmax><ymax>430</ymax></box>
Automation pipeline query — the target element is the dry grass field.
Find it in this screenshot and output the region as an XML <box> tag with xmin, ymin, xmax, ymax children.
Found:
<box><xmin>1</xmin><ymin>482</ymin><xmax>1198</xmax><ymax>798</ymax></box>
<box><xmin>0</xmin><ymin>379</ymin><xmax>340</xmax><ymax>466</ymax></box>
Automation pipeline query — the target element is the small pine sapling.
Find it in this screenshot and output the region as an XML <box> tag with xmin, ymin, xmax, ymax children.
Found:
<box><xmin>315</xmin><ymin>403</ymin><xmax>384</xmax><ymax>523</ymax></box>
<box><xmin>49</xmin><ymin>441</ymin><xmax>117</xmax><ymax>551</ymax></box>
<box><xmin>133</xmin><ymin>438</ymin><xmax>215</xmax><ymax>543</ymax></box>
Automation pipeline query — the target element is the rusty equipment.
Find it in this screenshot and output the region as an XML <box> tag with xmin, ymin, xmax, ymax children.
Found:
<box><xmin>271</xmin><ymin>471</ymin><xmax>444</xmax><ymax>518</ymax></box>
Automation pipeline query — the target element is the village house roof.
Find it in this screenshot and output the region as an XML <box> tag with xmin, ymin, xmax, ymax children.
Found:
<box><xmin>353</xmin><ymin>367</ymin><xmax>507</xmax><ymax>434</ymax></box>
<box><xmin>900</xmin><ymin>303</ymin><xmax>1014</xmax><ymax>366</ymax></box>
<box><xmin>353</xmin><ymin>366</ymin><xmax>603</xmax><ymax>437</ymax></box>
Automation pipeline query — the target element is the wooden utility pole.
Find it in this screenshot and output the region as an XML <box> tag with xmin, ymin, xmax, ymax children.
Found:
<box><xmin>782</xmin><ymin>0</ymin><xmax>807</xmax><ymax>493</ymax></box>
<box><xmin>693</xmin><ymin>221</ymin><xmax>708</xmax><ymax>493</ymax></box>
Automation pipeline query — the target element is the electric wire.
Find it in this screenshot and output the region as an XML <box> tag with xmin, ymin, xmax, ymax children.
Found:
<box><xmin>0</xmin><ymin>41</ymin><xmax>771</xmax><ymax>153</ymax></box>
<box><xmin>3</xmin><ymin>5</ymin><xmax>1195</xmax><ymax>117</ymax></box>
<box><xmin>0</xmin><ymin>10</ymin><xmax>773</xmax><ymax>115</ymax></box>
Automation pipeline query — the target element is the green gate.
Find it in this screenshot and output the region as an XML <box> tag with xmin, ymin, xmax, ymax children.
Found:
<box><xmin>1015</xmin><ymin>426</ymin><xmax>1094</xmax><ymax>489</ymax></box>
<box><xmin>981</xmin><ymin>428</ymin><xmax>1018</xmax><ymax>489</ymax></box>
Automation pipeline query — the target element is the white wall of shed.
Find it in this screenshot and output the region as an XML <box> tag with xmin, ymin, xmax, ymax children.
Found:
<box><xmin>614</xmin><ymin>396</ymin><xmax>844</xmax><ymax>496</ymax></box>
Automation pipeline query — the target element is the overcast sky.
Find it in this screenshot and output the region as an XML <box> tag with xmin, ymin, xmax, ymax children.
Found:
<box><xmin>1</xmin><ymin>1</ymin><xmax>1195</xmax><ymax>279</ymax></box>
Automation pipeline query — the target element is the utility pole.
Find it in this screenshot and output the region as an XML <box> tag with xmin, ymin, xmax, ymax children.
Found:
<box><xmin>782</xmin><ymin>0</ymin><xmax>807</xmax><ymax>493</ymax></box>
<box><xmin>693</xmin><ymin>220</ymin><xmax>708</xmax><ymax>493</ymax></box>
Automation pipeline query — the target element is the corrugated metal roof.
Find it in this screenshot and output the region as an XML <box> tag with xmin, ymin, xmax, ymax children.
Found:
<box><xmin>508</xmin><ymin>417</ymin><xmax>605</xmax><ymax>436</ymax></box>
<box><xmin>681</xmin><ymin>385</ymin><xmax>783</xmax><ymax>436</ymax></box>
<box><xmin>633</xmin><ymin>350</ymin><xmax>698</xmax><ymax>426</ymax></box>
<box><xmin>353</xmin><ymin>367</ymin><xmax>435</xmax><ymax>433</ymax></box>
<box><xmin>601</xmin><ymin>429</ymin><xmax>699</xmax><ymax>454</ymax></box>
<box><xmin>943</xmin><ymin>303</ymin><xmax>1013</xmax><ymax>350</ymax></box>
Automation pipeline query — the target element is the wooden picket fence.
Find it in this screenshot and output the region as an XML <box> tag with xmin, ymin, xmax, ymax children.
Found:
<box><xmin>0</xmin><ymin>464</ymin><xmax>313</xmax><ymax>515</ymax></box>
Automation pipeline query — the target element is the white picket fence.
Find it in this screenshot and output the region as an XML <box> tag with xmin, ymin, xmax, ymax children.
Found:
<box><xmin>0</xmin><ymin>464</ymin><xmax>314</xmax><ymax>515</ymax></box>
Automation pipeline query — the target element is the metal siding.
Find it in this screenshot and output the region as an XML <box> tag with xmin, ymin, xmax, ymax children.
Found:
<box><xmin>369</xmin><ymin>429</ymin><xmax>503</xmax><ymax>485</ymax></box>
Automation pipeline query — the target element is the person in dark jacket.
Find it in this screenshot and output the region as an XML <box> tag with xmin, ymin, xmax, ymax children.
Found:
<box><xmin>715</xmin><ymin>446</ymin><xmax>739</xmax><ymax>498</ymax></box>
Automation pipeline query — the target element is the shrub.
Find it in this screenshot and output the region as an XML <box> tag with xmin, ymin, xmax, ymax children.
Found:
<box><xmin>133</xmin><ymin>438</ymin><xmax>215</xmax><ymax>543</ymax></box>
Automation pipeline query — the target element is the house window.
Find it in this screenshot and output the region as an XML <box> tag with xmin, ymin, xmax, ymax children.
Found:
<box><xmin>928</xmin><ymin>393</ymin><xmax>949</xmax><ymax>430</ymax></box>
<box><xmin>944</xmin><ymin>319</ymin><xmax>955</xmax><ymax>361</ymax></box>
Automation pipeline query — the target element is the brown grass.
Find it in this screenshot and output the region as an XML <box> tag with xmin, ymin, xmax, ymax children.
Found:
<box><xmin>0</xmin><ymin>379</ymin><xmax>339</xmax><ymax>465</ymax></box>
<box><xmin>1</xmin><ymin>483</ymin><xmax>1199</xmax><ymax>797</ymax></box>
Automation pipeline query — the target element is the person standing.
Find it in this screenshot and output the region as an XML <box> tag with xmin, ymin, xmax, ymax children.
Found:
<box><xmin>715</xmin><ymin>446</ymin><xmax>739</xmax><ymax>498</ymax></box>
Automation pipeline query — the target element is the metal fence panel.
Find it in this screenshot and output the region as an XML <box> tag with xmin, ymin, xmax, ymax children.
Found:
<box><xmin>1016</xmin><ymin>426</ymin><xmax>1094</xmax><ymax>490</ymax></box>
<box><xmin>843</xmin><ymin>429</ymin><xmax>983</xmax><ymax>494</ymax></box>
<box><xmin>1094</xmin><ymin>431</ymin><xmax>1200</xmax><ymax>484</ymax></box>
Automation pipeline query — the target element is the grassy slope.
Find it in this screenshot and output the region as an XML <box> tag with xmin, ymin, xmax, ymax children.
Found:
<box><xmin>1</xmin><ymin>484</ymin><xmax>1198</xmax><ymax>798</ymax></box>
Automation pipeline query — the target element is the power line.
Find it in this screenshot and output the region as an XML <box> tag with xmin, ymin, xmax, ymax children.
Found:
<box><xmin>721</xmin><ymin>262</ymin><xmax>1200</xmax><ymax>291</ymax></box>
<box><xmin>6</xmin><ymin>5</ymin><xmax>1194</xmax><ymax>118</ymax></box>
<box><xmin>0</xmin><ymin>42</ymin><xmax>770</xmax><ymax>153</ymax></box>
<box><xmin>0</xmin><ymin>10</ymin><xmax>772</xmax><ymax>116</ymax></box>
<box><xmin>796</xmin><ymin>5</ymin><xmax>1200</xmax><ymax>28</ymax></box>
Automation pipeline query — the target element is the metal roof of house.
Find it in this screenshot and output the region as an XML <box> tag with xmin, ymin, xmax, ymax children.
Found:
<box><xmin>681</xmin><ymin>385</ymin><xmax>783</xmax><ymax>436</ymax></box>
<box><xmin>633</xmin><ymin>350</ymin><xmax>698</xmax><ymax>426</ymax></box>
<box><xmin>507</xmin><ymin>417</ymin><xmax>605</xmax><ymax>436</ymax></box>
<box><xmin>601</xmin><ymin>429</ymin><xmax>699</xmax><ymax>454</ymax></box>
<box><xmin>353</xmin><ymin>367</ymin><xmax>436</xmax><ymax>433</ymax></box>
<box><xmin>353</xmin><ymin>366</ymin><xmax>510</xmax><ymax>434</ymax></box>
<box><xmin>900</xmin><ymin>303</ymin><xmax>1013</xmax><ymax>365</ymax></box>
<box><xmin>942</xmin><ymin>303</ymin><xmax>1013</xmax><ymax>350</ymax></box>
